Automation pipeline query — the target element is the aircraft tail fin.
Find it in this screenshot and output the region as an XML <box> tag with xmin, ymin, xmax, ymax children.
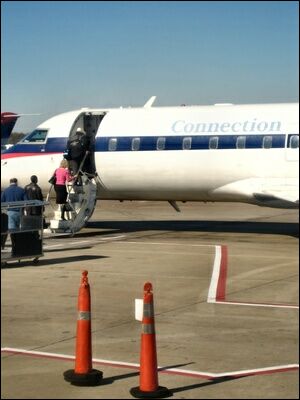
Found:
<box><xmin>144</xmin><ymin>96</ymin><xmax>156</xmax><ymax>108</ymax></box>
<box><xmin>1</xmin><ymin>112</ymin><xmax>41</xmax><ymax>145</ymax></box>
<box><xmin>1</xmin><ymin>113</ymin><xmax>19</xmax><ymax>142</ymax></box>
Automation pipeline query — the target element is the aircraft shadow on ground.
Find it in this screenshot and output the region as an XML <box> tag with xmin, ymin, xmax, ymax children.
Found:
<box><xmin>44</xmin><ymin>246</ymin><xmax>92</xmax><ymax>253</ymax></box>
<box><xmin>1</xmin><ymin>254</ymin><xmax>108</xmax><ymax>269</ymax></box>
<box><xmin>81</xmin><ymin>220</ymin><xmax>299</xmax><ymax>238</ymax></box>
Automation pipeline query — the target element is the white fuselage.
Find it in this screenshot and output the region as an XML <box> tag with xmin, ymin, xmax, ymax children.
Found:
<box><xmin>1</xmin><ymin>103</ymin><xmax>299</xmax><ymax>209</ymax></box>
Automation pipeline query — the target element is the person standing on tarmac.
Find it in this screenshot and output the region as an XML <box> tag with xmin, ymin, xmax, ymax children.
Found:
<box><xmin>24</xmin><ymin>175</ymin><xmax>44</xmax><ymax>216</ymax></box>
<box><xmin>1</xmin><ymin>178</ymin><xmax>26</xmax><ymax>230</ymax></box>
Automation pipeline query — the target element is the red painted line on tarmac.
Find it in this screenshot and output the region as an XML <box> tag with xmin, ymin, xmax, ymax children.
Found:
<box><xmin>209</xmin><ymin>245</ymin><xmax>298</xmax><ymax>308</ymax></box>
<box><xmin>1</xmin><ymin>348</ymin><xmax>298</xmax><ymax>380</ymax></box>
<box><xmin>215</xmin><ymin>245</ymin><xmax>228</xmax><ymax>301</ymax></box>
<box><xmin>2</xmin><ymin>348</ymin><xmax>76</xmax><ymax>363</ymax></box>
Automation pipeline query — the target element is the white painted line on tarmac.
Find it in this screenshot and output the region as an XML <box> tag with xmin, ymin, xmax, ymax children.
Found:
<box><xmin>121</xmin><ymin>241</ymin><xmax>216</xmax><ymax>247</ymax></box>
<box><xmin>1</xmin><ymin>348</ymin><xmax>298</xmax><ymax>380</ymax></box>
<box><xmin>44</xmin><ymin>244</ymin><xmax>66</xmax><ymax>248</ymax></box>
<box><xmin>216</xmin><ymin>300</ymin><xmax>299</xmax><ymax>309</ymax></box>
<box><xmin>207</xmin><ymin>245</ymin><xmax>222</xmax><ymax>303</ymax></box>
<box><xmin>44</xmin><ymin>239</ymin><xmax>215</xmax><ymax>250</ymax></box>
<box><xmin>70</xmin><ymin>240</ymin><xmax>91</xmax><ymax>244</ymax></box>
<box><xmin>99</xmin><ymin>235</ymin><xmax>126</xmax><ymax>241</ymax></box>
<box><xmin>43</xmin><ymin>242</ymin><xmax>90</xmax><ymax>249</ymax></box>
<box><xmin>44</xmin><ymin>235</ymin><xmax>126</xmax><ymax>249</ymax></box>
<box><xmin>163</xmin><ymin>363</ymin><xmax>299</xmax><ymax>379</ymax></box>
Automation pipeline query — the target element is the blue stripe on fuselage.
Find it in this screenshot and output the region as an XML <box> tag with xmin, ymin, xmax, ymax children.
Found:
<box><xmin>2</xmin><ymin>134</ymin><xmax>294</xmax><ymax>155</ymax></box>
<box><xmin>96</xmin><ymin>134</ymin><xmax>287</xmax><ymax>151</ymax></box>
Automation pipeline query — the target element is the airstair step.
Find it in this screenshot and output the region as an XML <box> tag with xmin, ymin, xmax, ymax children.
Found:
<box><xmin>50</xmin><ymin>219</ymin><xmax>72</xmax><ymax>230</ymax></box>
<box><xmin>68</xmin><ymin>193</ymin><xmax>81</xmax><ymax>203</ymax></box>
<box><xmin>48</xmin><ymin>175</ymin><xmax>98</xmax><ymax>235</ymax></box>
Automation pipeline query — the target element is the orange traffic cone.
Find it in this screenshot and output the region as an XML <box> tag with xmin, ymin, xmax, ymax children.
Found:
<box><xmin>64</xmin><ymin>270</ymin><xmax>103</xmax><ymax>386</ymax></box>
<box><xmin>130</xmin><ymin>282</ymin><xmax>171</xmax><ymax>398</ymax></box>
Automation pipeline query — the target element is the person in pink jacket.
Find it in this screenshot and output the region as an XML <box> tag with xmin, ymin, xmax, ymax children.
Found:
<box><xmin>53</xmin><ymin>159</ymin><xmax>74</xmax><ymax>220</ymax></box>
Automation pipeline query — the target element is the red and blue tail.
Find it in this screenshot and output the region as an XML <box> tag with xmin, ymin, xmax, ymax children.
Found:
<box><xmin>1</xmin><ymin>112</ymin><xmax>20</xmax><ymax>144</ymax></box>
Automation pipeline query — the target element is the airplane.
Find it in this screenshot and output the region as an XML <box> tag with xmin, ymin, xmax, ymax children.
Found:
<box><xmin>1</xmin><ymin>98</ymin><xmax>299</xmax><ymax>234</ymax></box>
<box><xmin>1</xmin><ymin>112</ymin><xmax>40</xmax><ymax>151</ymax></box>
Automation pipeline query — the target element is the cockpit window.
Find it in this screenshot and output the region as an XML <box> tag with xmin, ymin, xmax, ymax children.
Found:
<box><xmin>22</xmin><ymin>129</ymin><xmax>48</xmax><ymax>143</ymax></box>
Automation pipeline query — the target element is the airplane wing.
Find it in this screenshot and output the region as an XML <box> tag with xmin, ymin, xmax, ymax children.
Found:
<box><xmin>253</xmin><ymin>190</ymin><xmax>298</xmax><ymax>205</ymax></box>
<box><xmin>255</xmin><ymin>177</ymin><xmax>299</xmax><ymax>205</ymax></box>
<box><xmin>213</xmin><ymin>178</ymin><xmax>299</xmax><ymax>208</ymax></box>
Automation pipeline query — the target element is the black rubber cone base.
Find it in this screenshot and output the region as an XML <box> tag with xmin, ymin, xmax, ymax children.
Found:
<box><xmin>130</xmin><ymin>386</ymin><xmax>172</xmax><ymax>398</ymax></box>
<box><xmin>63</xmin><ymin>368</ymin><xmax>103</xmax><ymax>386</ymax></box>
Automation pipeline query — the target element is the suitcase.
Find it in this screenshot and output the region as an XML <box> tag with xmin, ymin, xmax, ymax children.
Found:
<box><xmin>20</xmin><ymin>215</ymin><xmax>41</xmax><ymax>230</ymax></box>
<box><xmin>11</xmin><ymin>231</ymin><xmax>42</xmax><ymax>257</ymax></box>
<box><xmin>1</xmin><ymin>213</ymin><xmax>8</xmax><ymax>249</ymax></box>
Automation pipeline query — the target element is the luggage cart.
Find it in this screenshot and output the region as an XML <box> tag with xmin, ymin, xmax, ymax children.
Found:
<box><xmin>1</xmin><ymin>200</ymin><xmax>49</xmax><ymax>266</ymax></box>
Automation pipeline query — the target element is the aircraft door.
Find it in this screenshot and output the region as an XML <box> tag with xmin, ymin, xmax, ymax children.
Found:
<box><xmin>83</xmin><ymin>113</ymin><xmax>105</xmax><ymax>175</ymax></box>
<box><xmin>67</xmin><ymin>112</ymin><xmax>106</xmax><ymax>176</ymax></box>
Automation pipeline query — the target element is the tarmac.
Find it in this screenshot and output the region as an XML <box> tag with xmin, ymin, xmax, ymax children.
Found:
<box><xmin>1</xmin><ymin>200</ymin><xmax>299</xmax><ymax>399</ymax></box>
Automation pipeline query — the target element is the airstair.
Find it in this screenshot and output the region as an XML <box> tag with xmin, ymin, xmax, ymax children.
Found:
<box><xmin>46</xmin><ymin>173</ymin><xmax>97</xmax><ymax>235</ymax></box>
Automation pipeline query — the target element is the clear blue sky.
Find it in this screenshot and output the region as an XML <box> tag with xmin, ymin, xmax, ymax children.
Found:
<box><xmin>1</xmin><ymin>1</ymin><xmax>299</xmax><ymax>133</ymax></box>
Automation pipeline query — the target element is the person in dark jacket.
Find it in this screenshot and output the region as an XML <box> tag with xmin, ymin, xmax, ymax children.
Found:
<box><xmin>24</xmin><ymin>175</ymin><xmax>44</xmax><ymax>216</ymax></box>
<box><xmin>66</xmin><ymin>127</ymin><xmax>90</xmax><ymax>176</ymax></box>
<box><xmin>1</xmin><ymin>178</ymin><xmax>26</xmax><ymax>229</ymax></box>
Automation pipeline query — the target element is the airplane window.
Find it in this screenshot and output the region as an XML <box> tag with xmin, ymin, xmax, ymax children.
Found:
<box><xmin>108</xmin><ymin>138</ymin><xmax>117</xmax><ymax>151</ymax></box>
<box><xmin>22</xmin><ymin>129</ymin><xmax>48</xmax><ymax>143</ymax></box>
<box><xmin>236</xmin><ymin>136</ymin><xmax>246</xmax><ymax>149</ymax></box>
<box><xmin>182</xmin><ymin>137</ymin><xmax>192</xmax><ymax>150</ymax></box>
<box><xmin>263</xmin><ymin>136</ymin><xmax>272</xmax><ymax>149</ymax></box>
<box><xmin>131</xmin><ymin>137</ymin><xmax>140</xmax><ymax>151</ymax></box>
<box><xmin>209</xmin><ymin>136</ymin><xmax>218</xmax><ymax>149</ymax></box>
<box><xmin>156</xmin><ymin>137</ymin><xmax>166</xmax><ymax>150</ymax></box>
<box><xmin>290</xmin><ymin>135</ymin><xmax>299</xmax><ymax>149</ymax></box>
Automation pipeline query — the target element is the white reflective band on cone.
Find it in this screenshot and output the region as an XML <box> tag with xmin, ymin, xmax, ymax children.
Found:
<box><xmin>78</xmin><ymin>311</ymin><xmax>91</xmax><ymax>320</ymax></box>
<box><xmin>143</xmin><ymin>303</ymin><xmax>154</xmax><ymax>318</ymax></box>
<box><xmin>142</xmin><ymin>324</ymin><xmax>155</xmax><ymax>334</ymax></box>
